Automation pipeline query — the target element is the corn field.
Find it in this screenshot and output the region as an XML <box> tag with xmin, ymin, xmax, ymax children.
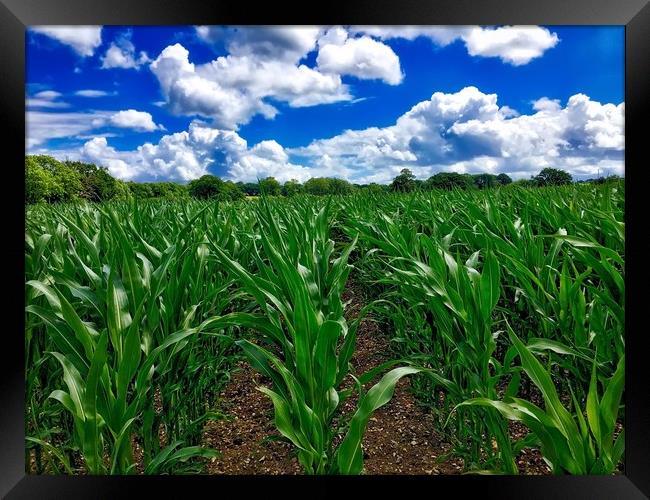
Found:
<box><xmin>25</xmin><ymin>181</ymin><xmax>625</xmax><ymax>475</ymax></box>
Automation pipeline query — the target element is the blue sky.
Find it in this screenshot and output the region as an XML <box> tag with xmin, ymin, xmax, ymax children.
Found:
<box><xmin>26</xmin><ymin>25</ymin><xmax>624</xmax><ymax>183</ymax></box>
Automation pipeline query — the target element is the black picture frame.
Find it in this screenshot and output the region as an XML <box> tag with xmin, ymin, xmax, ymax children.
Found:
<box><xmin>2</xmin><ymin>1</ymin><xmax>648</xmax><ymax>498</ymax></box>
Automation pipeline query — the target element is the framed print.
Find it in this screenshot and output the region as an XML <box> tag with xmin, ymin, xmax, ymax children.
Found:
<box><xmin>2</xmin><ymin>0</ymin><xmax>649</xmax><ymax>498</ymax></box>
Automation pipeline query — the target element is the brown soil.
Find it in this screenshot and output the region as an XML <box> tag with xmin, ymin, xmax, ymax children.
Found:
<box><xmin>334</xmin><ymin>281</ymin><xmax>464</xmax><ymax>475</ymax></box>
<box><xmin>26</xmin><ymin>278</ymin><xmax>554</xmax><ymax>476</ymax></box>
<box><xmin>202</xmin><ymin>362</ymin><xmax>302</xmax><ymax>474</ymax></box>
<box><xmin>200</xmin><ymin>280</ymin><xmax>465</xmax><ymax>475</ymax></box>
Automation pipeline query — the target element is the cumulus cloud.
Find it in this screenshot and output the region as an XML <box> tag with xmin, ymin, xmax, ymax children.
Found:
<box><xmin>30</xmin><ymin>26</ymin><xmax>102</xmax><ymax>56</ymax></box>
<box><xmin>463</xmin><ymin>26</ymin><xmax>559</xmax><ymax>66</ymax></box>
<box><xmin>81</xmin><ymin>137</ymin><xmax>135</xmax><ymax>179</ymax></box>
<box><xmin>101</xmin><ymin>31</ymin><xmax>150</xmax><ymax>69</ymax></box>
<box><xmin>150</xmin><ymin>26</ymin><xmax>412</xmax><ymax>128</ymax></box>
<box><xmin>316</xmin><ymin>29</ymin><xmax>403</xmax><ymax>85</ymax></box>
<box><xmin>149</xmin><ymin>42</ymin><xmax>350</xmax><ymax>129</ymax></box>
<box><xmin>75</xmin><ymin>121</ymin><xmax>309</xmax><ymax>182</ymax></box>
<box><xmin>197</xmin><ymin>26</ymin><xmax>321</xmax><ymax>63</ymax></box>
<box><xmin>38</xmin><ymin>87</ymin><xmax>623</xmax><ymax>184</ymax></box>
<box><xmin>351</xmin><ymin>26</ymin><xmax>470</xmax><ymax>45</ymax></box>
<box><xmin>109</xmin><ymin>109</ymin><xmax>163</xmax><ymax>131</ymax></box>
<box><xmin>563</xmin><ymin>94</ymin><xmax>624</xmax><ymax>150</ymax></box>
<box><xmin>290</xmin><ymin>86</ymin><xmax>623</xmax><ymax>181</ymax></box>
<box><xmin>353</xmin><ymin>25</ymin><xmax>559</xmax><ymax>65</ymax></box>
<box><xmin>228</xmin><ymin>141</ymin><xmax>313</xmax><ymax>182</ymax></box>
<box><xmin>532</xmin><ymin>97</ymin><xmax>561</xmax><ymax>112</ymax></box>
<box><xmin>162</xmin><ymin>25</ymin><xmax>560</xmax><ymax>131</ymax></box>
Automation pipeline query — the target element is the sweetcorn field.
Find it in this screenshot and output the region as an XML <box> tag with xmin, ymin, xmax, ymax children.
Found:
<box><xmin>25</xmin><ymin>181</ymin><xmax>625</xmax><ymax>475</ymax></box>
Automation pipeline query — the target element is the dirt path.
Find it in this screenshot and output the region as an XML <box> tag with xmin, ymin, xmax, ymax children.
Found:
<box><xmin>337</xmin><ymin>281</ymin><xmax>464</xmax><ymax>474</ymax></box>
<box><xmin>201</xmin><ymin>279</ymin><xmax>464</xmax><ymax>475</ymax></box>
<box><xmin>200</xmin><ymin>274</ymin><xmax>553</xmax><ymax>475</ymax></box>
<box><xmin>202</xmin><ymin>361</ymin><xmax>302</xmax><ymax>474</ymax></box>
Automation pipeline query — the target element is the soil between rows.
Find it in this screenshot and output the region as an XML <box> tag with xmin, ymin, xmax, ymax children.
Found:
<box><xmin>201</xmin><ymin>279</ymin><xmax>551</xmax><ymax>475</ymax></box>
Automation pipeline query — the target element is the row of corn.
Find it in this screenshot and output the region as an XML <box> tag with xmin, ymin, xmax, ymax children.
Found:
<box><xmin>25</xmin><ymin>180</ymin><xmax>624</xmax><ymax>474</ymax></box>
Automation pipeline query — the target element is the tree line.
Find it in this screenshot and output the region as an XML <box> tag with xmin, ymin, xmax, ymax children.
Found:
<box><xmin>25</xmin><ymin>155</ymin><xmax>619</xmax><ymax>205</ymax></box>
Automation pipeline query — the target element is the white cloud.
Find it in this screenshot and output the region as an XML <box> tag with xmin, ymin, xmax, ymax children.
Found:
<box><xmin>157</xmin><ymin>25</ymin><xmax>555</xmax><ymax>131</ymax></box>
<box><xmin>149</xmin><ymin>42</ymin><xmax>350</xmax><ymax>129</ymax></box>
<box><xmin>564</xmin><ymin>94</ymin><xmax>624</xmax><ymax>150</ymax></box>
<box><xmin>101</xmin><ymin>31</ymin><xmax>150</xmax><ymax>69</ymax></box>
<box><xmin>109</xmin><ymin>109</ymin><xmax>163</xmax><ymax>131</ymax></box>
<box><xmin>26</xmin><ymin>110</ymin><xmax>113</xmax><ymax>148</ymax></box>
<box><xmin>196</xmin><ymin>26</ymin><xmax>321</xmax><ymax>63</ymax></box>
<box><xmin>26</xmin><ymin>100</ymin><xmax>68</xmax><ymax>109</ymax></box>
<box><xmin>151</xmin><ymin>26</ymin><xmax>559</xmax><ymax>130</ymax></box>
<box><xmin>81</xmin><ymin>138</ymin><xmax>134</xmax><ymax>179</ymax></box>
<box><xmin>138</xmin><ymin>124</ymin><xmax>247</xmax><ymax>180</ymax></box>
<box><xmin>353</xmin><ymin>25</ymin><xmax>559</xmax><ymax>65</ymax></box>
<box><xmin>532</xmin><ymin>97</ymin><xmax>561</xmax><ymax>112</ymax></box>
<box><xmin>76</xmin><ymin>121</ymin><xmax>309</xmax><ymax>182</ymax></box>
<box><xmin>316</xmin><ymin>30</ymin><xmax>403</xmax><ymax>85</ymax></box>
<box><xmin>351</xmin><ymin>26</ymin><xmax>470</xmax><ymax>45</ymax></box>
<box><xmin>31</xmin><ymin>26</ymin><xmax>102</xmax><ymax>56</ymax></box>
<box><xmin>27</xmin><ymin>107</ymin><xmax>161</xmax><ymax>149</ymax></box>
<box><xmin>150</xmin><ymin>44</ymin><xmax>278</xmax><ymax>129</ymax></box>
<box><xmin>34</xmin><ymin>90</ymin><xmax>62</xmax><ymax>100</ymax></box>
<box><xmin>290</xmin><ymin>86</ymin><xmax>623</xmax><ymax>181</ymax></box>
<box><xmin>26</xmin><ymin>90</ymin><xmax>70</xmax><ymax>109</ymax></box>
<box><xmin>462</xmin><ymin>26</ymin><xmax>559</xmax><ymax>66</ymax></box>
<box><xmin>48</xmin><ymin>120</ymin><xmax>307</xmax><ymax>182</ymax></box>
<box><xmin>39</xmin><ymin>88</ymin><xmax>623</xmax><ymax>183</ymax></box>
<box><xmin>228</xmin><ymin>143</ymin><xmax>312</xmax><ymax>183</ymax></box>
<box><xmin>75</xmin><ymin>89</ymin><xmax>114</xmax><ymax>97</ymax></box>
<box><xmin>317</xmin><ymin>26</ymin><xmax>349</xmax><ymax>47</ymax></box>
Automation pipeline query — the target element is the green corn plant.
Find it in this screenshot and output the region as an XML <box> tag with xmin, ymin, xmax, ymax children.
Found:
<box><xmin>343</xmin><ymin>206</ymin><xmax>517</xmax><ymax>472</ymax></box>
<box><xmin>25</xmin><ymin>181</ymin><xmax>625</xmax><ymax>476</ymax></box>
<box><xmin>458</xmin><ymin>326</ymin><xmax>625</xmax><ymax>474</ymax></box>
<box><xmin>25</xmin><ymin>200</ymin><xmax>242</xmax><ymax>474</ymax></box>
<box><xmin>338</xmin><ymin>183</ymin><xmax>624</xmax><ymax>474</ymax></box>
<box><xmin>26</xmin><ymin>275</ymin><xmax>207</xmax><ymax>473</ymax></box>
<box><xmin>201</xmin><ymin>198</ymin><xmax>420</xmax><ymax>474</ymax></box>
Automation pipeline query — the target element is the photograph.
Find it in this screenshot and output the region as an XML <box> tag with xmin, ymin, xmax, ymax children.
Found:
<box><xmin>23</xmin><ymin>24</ymin><xmax>626</xmax><ymax>477</ymax></box>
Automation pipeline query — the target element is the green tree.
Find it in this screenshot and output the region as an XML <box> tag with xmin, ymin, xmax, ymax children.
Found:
<box><xmin>534</xmin><ymin>168</ymin><xmax>573</xmax><ymax>186</ymax></box>
<box><xmin>26</xmin><ymin>155</ymin><xmax>82</xmax><ymax>202</ymax></box>
<box><xmin>222</xmin><ymin>181</ymin><xmax>245</xmax><ymax>201</ymax></box>
<box><xmin>496</xmin><ymin>173</ymin><xmax>513</xmax><ymax>185</ymax></box>
<box><xmin>362</xmin><ymin>183</ymin><xmax>387</xmax><ymax>194</ymax></box>
<box><xmin>113</xmin><ymin>179</ymin><xmax>132</xmax><ymax>200</ymax></box>
<box><xmin>512</xmin><ymin>178</ymin><xmax>536</xmax><ymax>188</ymax></box>
<box><xmin>473</xmin><ymin>173</ymin><xmax>497</xmax><ymax>190</ymax></box>
<box><xmin>259</xmin><ymin>177</ymin><xmax>281</xmax><ymax>196</ymax></box>
<box><xmin>148</xmin><ymin>182</ymin><xmax>189</xmax><ymax>200</ymax></box>
<box><xmin>237</xmin><ymin>182</ymin><xmax>260</xmax><ymax>196</ymax></box>
<box><xmin>328</xmin><ymin>178</ymin><xmax>353</xmax><ymax>195</ymax></box>
<box><xmin>25</xmin><ymin>156</ymin><xmax>59</xmax><ymax>204</ymax></box>
<box><xmin>390</xmin><ymin>168</ymin><xmax>416</xmax><ymax>192</ymax></box>
<box><xmin>188</xmin><ymin>175</ymin><xmax>227</xmax><ymax>200</ymax></box>
<box><xmin>425</xmin><ymin>172</ymin><xmax>473</xmax><ymax>191</ymax></box>
<box><xmin>282</xmin><ymin>179</ymin><xmax>303</xmax><ymax>197</ymax></box>
<box><xmin>65</xmin><ymin>160</ymin><xmax>118</xmax><ymax>202</ymax></box>
<box><xmin>128</xmin><ymin>182</ymin><xmax>154</xmax><ymax>199</ymax></box>
<box><xmin>304</xmin><ymin>177</ymin><xmax>332</xmax><ymax>195</ymax></box>
<box><xmin>188</xmin><ymin>176</ymin><xmax>243</xmax><ymax>201</ymax></box>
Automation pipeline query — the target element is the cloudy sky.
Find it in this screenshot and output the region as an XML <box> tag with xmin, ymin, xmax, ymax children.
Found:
<box><xmin>26</xmin><ymin>25</ymin><xmax>624</xmax><ymax>183</ymax></box>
